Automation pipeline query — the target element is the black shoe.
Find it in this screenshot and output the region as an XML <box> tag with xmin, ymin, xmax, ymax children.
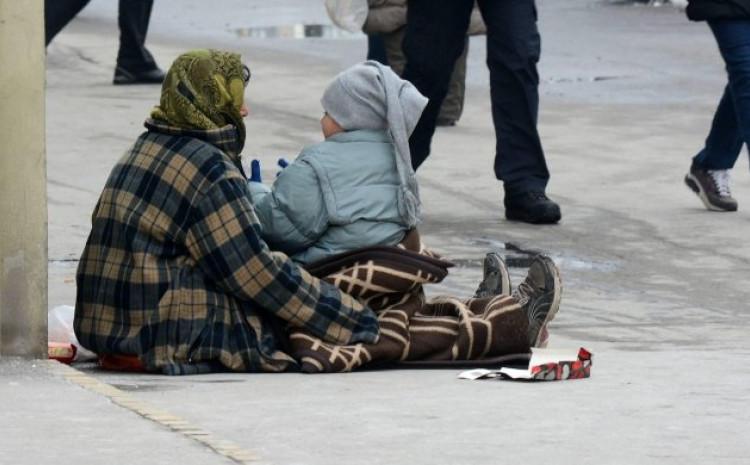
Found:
<box><xmin>473</xmin><ymin>252</ymin><xmax>511</xmax><ymax>298</ymax></box>
<box><xmin>113</xmin><ymin>66</ymin><xmax>166</xmax><ymax>85</ymax></box>
<box><xmin>512</xmin><ymin>255</ymin><xmax>562</xmax><ymax>347</ymax></box>
<box><xmin>436</xmin><ymin>118</ymin><xmax>457</xmax><ymax>127</ymax></box>
<box><xmin>504</xmin><ymin>191</ymin><xmax>561</xmax><ymax>224</ymax></box>
<box><xmin>684</xmin><ymin>164</ymin><xmax>738</xmax><ymax>212</ymax></box>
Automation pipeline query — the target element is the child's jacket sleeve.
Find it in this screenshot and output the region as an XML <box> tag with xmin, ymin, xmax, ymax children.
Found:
<box><xmin>247</xmin><ymin>158</ymin><xmax>329</xmax><ymax>255</ymax></box>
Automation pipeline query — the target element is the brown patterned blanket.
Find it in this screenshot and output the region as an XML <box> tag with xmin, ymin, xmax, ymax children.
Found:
<box><xmin>291</xmin><ymin>242</ymin><xmax>532</xmax><ymax>373</ymax></box>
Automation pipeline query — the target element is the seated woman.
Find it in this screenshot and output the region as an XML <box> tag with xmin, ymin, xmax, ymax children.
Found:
<box><xmin>74</xmin><ymin>50</ymin><xmax>379</xmax><ymax>375</ymax></box>
<box><xmin>246</xmin><ymin>62</ymin><xmax>562</xmax><ymax>372</ymax></box>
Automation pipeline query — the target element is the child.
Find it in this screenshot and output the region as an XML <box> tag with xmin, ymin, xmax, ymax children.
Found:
<box><xmin>248</xmin><ymin>60</ymin><xmax>427</xmax><ymax>265</ymax></box>
<box><xmin>248</xmin><ymin>61</ymin><xmax>562</xmax><ymax>355</ymax></box>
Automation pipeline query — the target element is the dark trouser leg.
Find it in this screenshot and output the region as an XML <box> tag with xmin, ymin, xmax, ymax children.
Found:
<box><xmin>693</xmin><ymin>85</ymin><xmax>743</xmax><ymax>170</ymax></box>
<box><xmin>694</xmin><ymin>20</ymin><xmax>750</xmax><ymax>170</ymax></box>
<box><xmin>366</xmin><ymin>35</ymin><xmax>389</xmax><ymax>65</ymax></box>
<box><xmin>403</xmin><ymin>0</ymin><xmax>474</xmax><ymax>170</ymax></box>
<box><xmin>116</xmin><ymin>0</ymin><xmax>157</xmax><ymax>72</ymax></box>
<box><xmin>386</xmin><ymin>27</ymin><xmax>467</xmax><ymax>124</ymax></box>
<box><xmin>45</xmin><ymin>0</ymin><xmax>91</xmax><ymax>45</ymax></box>
<box><xmin>477</xmin><ymin>0</ymin><xmax>549</xmax><ymax>194</ymax></box>
<box><xmin>438</xmin><ymin>38</ymin><xmax>469</xmax><ymax>125</ymax></box>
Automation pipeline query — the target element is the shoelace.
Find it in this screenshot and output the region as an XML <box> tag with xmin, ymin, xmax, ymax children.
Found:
<box><xmin>512</xmin><ymin>278</ymin><xmax>535</xmax><ymax>305</ymax></box>
<box><xmin>708</xmin><ymin>170</ymin><xmax>732</xmax><ymax>197</ymax></box>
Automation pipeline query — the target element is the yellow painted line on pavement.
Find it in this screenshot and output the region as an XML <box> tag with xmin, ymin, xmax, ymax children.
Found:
<box><xmin>45</xmin><ymin>360</ymin><xmax>264</xmax><ymax>465</ymax></box>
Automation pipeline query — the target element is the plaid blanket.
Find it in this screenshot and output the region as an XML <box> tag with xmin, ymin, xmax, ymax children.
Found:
<box><xmin>290</xmin><ymin>242</ymin><xmax>531</xmax><ymax>373</ymax></box>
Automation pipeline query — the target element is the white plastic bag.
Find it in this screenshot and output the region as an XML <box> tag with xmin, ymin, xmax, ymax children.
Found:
<box><xmin>48</xmin><ymin>305</ymin><xmax>97</xmax><ymax>362</ymax></box>
<box><xmin>325</xmin><ymin>0</ymin><xmax>369</xmax><ymax>32</ymax></box>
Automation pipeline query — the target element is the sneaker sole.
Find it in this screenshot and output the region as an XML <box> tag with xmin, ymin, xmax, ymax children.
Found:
<box><xmin>684</xmin><ymin>174</ymin><xmax>737</xmax><ymax>212</ymax></box>
<box><xmin>487</xmin><ymin>253</ymin><xmax>512</xmax><ymax>296</ymax></box>
<box><xmin>531</xmin><ymin>255</ymin><xmax>562</xmax><ymax>347</ymax></box>
<box><xmin>499</xmin><ymin>262</ymin><xmax>511</xmax><ymax>296</ymax></box>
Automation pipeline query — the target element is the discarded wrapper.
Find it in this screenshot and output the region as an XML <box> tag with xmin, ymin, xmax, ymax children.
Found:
<box><xmin>48</xmin><ymin>305</ymin><xmax>98</xmax><ymax>362</ymax></box>
<box><xmin>458</xmin><ymin>347</ymin><xmax>592</xmax><ymax>381</ymax></box>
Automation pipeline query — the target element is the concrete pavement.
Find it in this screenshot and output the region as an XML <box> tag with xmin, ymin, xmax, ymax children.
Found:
<box><xmin>3</xmin><ymin>1</ymin><xmax>749</xmax><ymax>464</ymax></box>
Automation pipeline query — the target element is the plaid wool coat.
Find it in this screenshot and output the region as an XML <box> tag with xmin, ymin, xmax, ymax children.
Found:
<box><xmin>74</xmin><ymin>120</ymin><xmax>379</xmax><ymax>375</ymax></box>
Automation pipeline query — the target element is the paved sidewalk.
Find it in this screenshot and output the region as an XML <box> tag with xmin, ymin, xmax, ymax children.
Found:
<box><xmin>0</xmin><ymin>359</ymin><xmax>230</xmax><ymax>465</ymax></box>
<box><xmin>5</xmin><ymin>1</ymin><xmax>748</xmax><ymax>464</ymax></box>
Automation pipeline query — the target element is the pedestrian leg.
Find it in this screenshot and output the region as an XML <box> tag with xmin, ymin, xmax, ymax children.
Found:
<box><xmin>477</xmin><ymin>0</ymin><xmax>548</xmax><ymax>194</ymax></box>
<box><xmin>366</xmin><ymin>34</ymin><xmax>389</xmax><ymax>65</ymax></box>
<box><xmin>382</xmin><ymin>28</ymin><xmax>406</xmax><ymax>75</ymax></box>
<box><xmin>402</xmin><ymin>0</ymin><xmax>474</xmax><ymax>169</ymax></box>
<box><xmin>684</xmin><ymin>19</ymin><xmax>750</xmax><ymax>211</ymax></box>
<box><xmin>437</xmin><ymin>38</ymin><xmax>469</xmax><ymax>126</ymax></box>
<box><xmin>692</xmin><ymin>85</ymin><xmax>743</xmax><ymax>171</ymax></box>
<box><xmin>45</xmin><ymin>0</ymin><xmax>91</xmax><ymax>45</ymax></box>
<box><xmin>115</xmin><ymin>0</ymin><xmax>157</xmax><ymax>75</ymax></box>
<box><xmin>478</xmin><ymin>0</ymin><xmax>560</xmax><ymax>223</ymax></box>
<box><xmin>708</xmin><ymin>19</ymin><xmax>750</xmax><ymax>164</ymax></box>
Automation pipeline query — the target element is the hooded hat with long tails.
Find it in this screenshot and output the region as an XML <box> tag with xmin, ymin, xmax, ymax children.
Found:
<box><xmin>320</xmin><ymin>60</ymin><xmax>428</xmax><ymax>227</ymax></box>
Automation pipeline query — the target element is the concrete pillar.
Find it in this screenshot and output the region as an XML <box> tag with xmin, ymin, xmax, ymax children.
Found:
<box><xmin>0</xmin><ymin>0</ymin><xmax>48</xmax><ymax>357</ymax></box>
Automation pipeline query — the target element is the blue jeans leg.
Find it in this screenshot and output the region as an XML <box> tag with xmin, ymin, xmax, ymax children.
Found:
<box><xmin>694</xmin><ymin>20</ymin><xmax>750</xmax><ymax>170</ymax></box>
<box><xmin>693</xmin><ymin>85</ymin><xmax>743</xmax><ymax>169</ymax></box>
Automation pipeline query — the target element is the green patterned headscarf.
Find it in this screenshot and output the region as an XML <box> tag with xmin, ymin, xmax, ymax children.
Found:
<box><xmin>150</xmin><ymin>49</ymin><xmax>247</xmax><ymax>150</ymax></box>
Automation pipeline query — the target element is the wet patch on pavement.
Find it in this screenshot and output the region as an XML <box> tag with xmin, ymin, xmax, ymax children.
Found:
<box><xmin>467</xmin><ymin>237</ymin><xmax>620</xmax><ymax>271</ymax></box>
<box><xmin>111</xmin><ymin>383</ymin><xmax>183</xmax><ymax>392</ymax></box>
<box><xmin>545</xmin><ymin>75</ymin><xmax>630</xmax><ymax>85</ymax></box>
<box><xmin>233</xmin><ymin>24</ymin><xmax>363</xmax><ymax>40</ymax></box>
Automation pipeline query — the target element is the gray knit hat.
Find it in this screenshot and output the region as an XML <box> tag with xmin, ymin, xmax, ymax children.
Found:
<box><xmin>321</xmin><ymin>61</ymin><xmax>428</xmax><ymax>227</ymax></box>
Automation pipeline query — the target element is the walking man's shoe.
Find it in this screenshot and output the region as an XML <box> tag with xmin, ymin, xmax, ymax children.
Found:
<box><xmin>504</xmin><ymin>191</ymin><xmax>562</xmax><ymax>224</ymax></box>
<box><xmin>473</xmin><ymin>252</ymin><xmax>511</xmax><ymax>298</ymax></box>
<box><xmin>684</xmin><ymin>165</ymin><xmax>738</xmax><ymax>212</ymax></box>
<box><xmin>512</xmin><ymin>255</ymin><xmax>562</xmax><ymax>347</ymax></box>
<box><xmin>113</xmin><ymin>66</ymin><xmax>166</xmax><ymax>85</ymax></box>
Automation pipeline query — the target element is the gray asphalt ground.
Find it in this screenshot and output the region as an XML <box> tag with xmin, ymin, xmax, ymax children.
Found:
<box><xmin>2</xmin><ymin>1</ymin><xmax>749</xmax><ymax>464</ymax></box>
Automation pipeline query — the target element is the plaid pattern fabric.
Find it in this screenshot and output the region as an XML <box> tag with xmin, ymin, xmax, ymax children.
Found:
<box><xmin>291</xmin><ymin>245</ymin><xmax>531</xmax><ymax>373</ymax></box>
<box><xmin>74</xmin><ymin>120</ymin><xmax>379</xmax><ymax>375</ymax></box>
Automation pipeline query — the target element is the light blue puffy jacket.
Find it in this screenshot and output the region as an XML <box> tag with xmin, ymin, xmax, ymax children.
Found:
<box><xmin>248</xmin><ymin>129</ymin><xmax>411</xmax><ymax>265</ymax></box>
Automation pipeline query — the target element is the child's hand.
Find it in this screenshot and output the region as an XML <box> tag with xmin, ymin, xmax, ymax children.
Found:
<box><xmin>249</xmin><ymin>159</ymin><xmax>262</xmax><ymax>183</ymax></box>
<box><xmin>276</xmin><ymin>158</ymin><xmax>289</xmax><ymax>177</ymax></box>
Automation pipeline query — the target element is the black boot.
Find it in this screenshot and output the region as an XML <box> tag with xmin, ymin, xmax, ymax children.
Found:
<box><xmin>504</xmin><ymin>191</ymin><xmax>561</xmax><ymax>224</ymax></box>
<box><xmin>113</xmin><ymin>66</ymin><xmax>165</xmax><ymax>85</ymax></box>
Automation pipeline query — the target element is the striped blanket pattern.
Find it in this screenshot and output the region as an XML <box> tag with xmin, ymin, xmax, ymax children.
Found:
<box><xmin>290</xmin><ymin>247</ymin><xmax>531</xmax><ymax>373</ymax></box>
